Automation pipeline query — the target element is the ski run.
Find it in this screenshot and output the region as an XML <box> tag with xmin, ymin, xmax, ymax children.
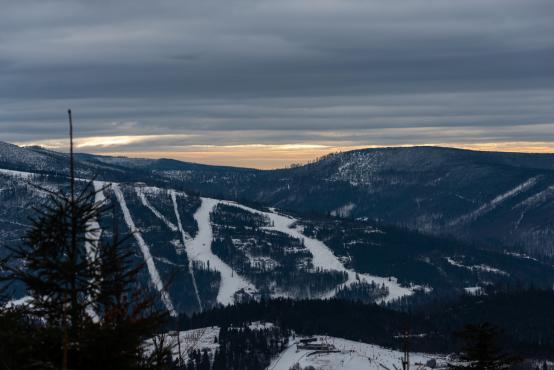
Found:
<box><xmin>112</xmin><ymin>183</ymin><xmax>178</xmax><ymax>317</ymax></box>
<box><xmin>188</xmin><ymin>198</ymin><xmax>257</xmax><ymax>305</ymax></box>
<box><xmin>136</xmin><ymin>186</ymin><xmax>178</xmax><ymax>232</ymax></box>
<box><xmin>170</xmin><ymin>189</ymin><xmax>204</xmax><ymax>312</ymax></box>
<box><xmin>449</xmin><ymin>176</ymin><xmax>539</xmax><ymax>227</ymax></box>
<box><xmin>0</xmin><ymin>167</ymin><xmax>414</xmax><ymax>310</ymax></box>
<box><xmin>219</xmin><ymin>201</ymin><xmax>414</xmax><ymax>302</ymax></box>
<box><xmin>83</xmin><ymin>181</ymin><xmax>106</xmax><ymax>323</ymax></box>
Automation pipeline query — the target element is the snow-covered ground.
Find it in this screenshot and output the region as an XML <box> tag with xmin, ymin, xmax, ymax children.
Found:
<box><xmin>5</xmin><ymin>296</ymin><xmax>32</xmax><ymax>308</ymax></box>
<box><xmin>221</xmin><ymin>202</ymin><xmax>414</xmax><ymax>302</ymax></box>
<box><xmin>146</xmin><ymin>325</ymin><xmax>445</xmax><ymax>370</ymax></box>
<box><xmin>187</xmin><ymin>197</ymin><xmax>257</xmax><ymax>305</ymax></box>
<box><xmin>0</xmin><ymin>168</ymin><xmax>37</xmax><ymax>180</ymax></box>
<box><xmin>144</xmin><ymin>326</ymin><xmax>220</xmax><ymax>363</ymax></box>
<box><xmin>268</xmin><ymin>335</ymin><xmax>444</xmax><ymax>370</ymax></box>
<box><xmin>464</xmin><ymin>286</ymin><xmax>484</xmax><ymax>295</ymax></box>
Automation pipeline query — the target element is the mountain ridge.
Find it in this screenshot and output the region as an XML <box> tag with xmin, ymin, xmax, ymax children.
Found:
<box><xmin>3</xmin><ymin>141</ymin><xmax>554</xmax><ymax>257</ymax></box>
<box><xmin>2</xmin><ymin>143</ymin><xmax>554</xmax><ymax>316</ymax></box>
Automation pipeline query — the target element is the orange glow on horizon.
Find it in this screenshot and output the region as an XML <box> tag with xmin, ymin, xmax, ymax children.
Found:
<box><xmin>16</xmin><ymin>136</ymin><xmax>554</xmax><ymax>169</ymax></box>
<box><xmin>98</xmin><ymin>141</ymin><xmax>554</xmax><ymax>169</ymax></box>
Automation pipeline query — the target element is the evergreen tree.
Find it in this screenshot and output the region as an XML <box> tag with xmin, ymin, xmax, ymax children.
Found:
<box><xmin>1</xmin><ymin>111</ymin><xmax>172</xmax><ymax>369</ymax></box>
<box><xmin>197</xmin><ymin>349</ymin><xmax>210</xmax><ymax>370</ymax></box>
<box><xmin>449</xmin><ymin>323</ymin><xmax>519</xmax><ymax>370</ymax></box>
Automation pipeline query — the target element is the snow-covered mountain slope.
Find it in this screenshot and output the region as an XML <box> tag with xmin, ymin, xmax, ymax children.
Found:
<box><xmin>7</xmin><ymin>141</ymin><xmax>554</xmax><ymax>256</ymax></box>
<box><xmin>2</xmin><ymin>143</ymin><xmax>554</xmax><ymax>313</ymax></box>
<box><xmin>0</xmin><ymin>168</ymin><xmax>419</xmax><ymax>312</ymax></box>
<box><xmin>2</xmin><ymin>166</ymin><xmax>553</xmax><ymax>315</ymax></box>
<box><xmin>147</xmin><ymin>146</ymin><xmax>554</xmax><ymax>258</ymax></box>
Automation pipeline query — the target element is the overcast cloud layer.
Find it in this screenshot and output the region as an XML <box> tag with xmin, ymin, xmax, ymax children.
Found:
<box><xmin>1</xmin><ymin>0</ymin><xmax>553</xmax><ymax>167</ymax></box>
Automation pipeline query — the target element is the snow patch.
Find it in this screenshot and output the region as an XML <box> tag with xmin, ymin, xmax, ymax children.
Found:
<box><xmin>464</xmin><ymin>286</ymin><xmax>484</xmax><ymax>295</ymax></box>
<box><xmin>5</xmin><ymin>296</ymin><xmax>32</xmax><ymax>308</ymax></box>
<box><xmin>331</xmin><ymin>202</ymin><xmax>356</xmax><ymax>218</ymax></box>
<box><xmin>445</xmin><ymin>257</ymin><xmax>509</xmax><ymax>276</ymax></box>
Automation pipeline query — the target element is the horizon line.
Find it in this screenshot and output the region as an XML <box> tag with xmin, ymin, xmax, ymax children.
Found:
<box><xmin>7</xmin><ymin>139</ymin><xmax>554</xmax><ymax>170</ymax></box>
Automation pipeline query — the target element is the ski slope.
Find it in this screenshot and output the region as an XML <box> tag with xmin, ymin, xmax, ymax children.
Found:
<box><xmin>449</xmin><ymin>177</ymin><xmax>539</xmax><ymax>227</ymax></box>
<box><xmin>171</xmin><ymin>190</ymin><xmax>203</xmax><ymax>312</ymax></box>
<box><xmin>221</xmin><ymin>202</ymin><xmax>414</xmax><ymax>302</ymax></box>
<box><xmin>187</xmin><ymin>197</ymin><xmax>256</xmax><ymax>305</ymax></box>
<box><xmin>83</xmin><ymin>181</ymin><xmax>106</xmax><ymax>323</ymax></box>
<box><xmin>136</xmin><ymin>187</ymin><xmax>178</xmax><ymax>232</ymax></box>
<box><xmin>112</xmin><ymin>183</ymin><xmax>177</xmax><ymax>316</ymax></box>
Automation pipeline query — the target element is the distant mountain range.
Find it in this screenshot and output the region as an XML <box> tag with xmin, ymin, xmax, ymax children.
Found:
<box><xmin>4</xmin><ymin>141</ymin><xmax>554</xmax><ymax>257</ymax></box>
<box><xmin>1</xmin><ymin>141</ymin><xmax>554</xmax><ymax>315</ymax></box>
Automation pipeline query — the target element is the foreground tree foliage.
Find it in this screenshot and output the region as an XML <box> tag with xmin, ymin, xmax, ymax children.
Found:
<box><xmin>450</xmin><ymin>323</ymin><xmax>520</xmax><ymax>370</ymax></box>
<box><xmin>0</xmin><ymin>178</ymin><xmax>174</xmax><ymax>369</ymax></box>
<box><xmin>0</xmin><ymin>113</ymin><xmax>173</xmax><ymax>370</ymax></box>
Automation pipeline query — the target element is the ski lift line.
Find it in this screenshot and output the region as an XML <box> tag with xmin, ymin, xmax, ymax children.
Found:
<box><xmin>170</xmin><ymin>189</ymin><xmax>203</xmax><ymax>313</ymax></box>
<box><xmin>136</xmin><ymin>187</ymin><xmax>178</xmax><ymax>232</ymax></box>
<box><xmin>111</xmin><ymin>183</ymin><xmax>177</xmax><ymax>317</ymax></box>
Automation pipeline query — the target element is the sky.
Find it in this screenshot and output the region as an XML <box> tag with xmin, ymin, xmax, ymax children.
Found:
<box><xmin>1</xmin><ymin>0</ymin><xmax>553</xmax><ymax>169</ymax></box>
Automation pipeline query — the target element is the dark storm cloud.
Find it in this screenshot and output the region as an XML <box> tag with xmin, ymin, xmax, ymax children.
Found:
<box><xmin>1</xmin><ymin>0</ymin><xmax>554</xmax><ymax>152</ymax></box>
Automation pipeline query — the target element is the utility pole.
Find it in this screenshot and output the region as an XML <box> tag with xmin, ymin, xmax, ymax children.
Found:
<box><xmin>401</xmin><ymin>322</ymin><xmax>410</xmax><ymax>370</ymax></box>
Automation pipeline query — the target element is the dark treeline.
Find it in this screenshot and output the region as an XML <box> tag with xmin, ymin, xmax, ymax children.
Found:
<box><xmin>180</xmin><ymin>290</ymin><xmax>554</xmax><ymax>359</ymax></box>
<box><xmin>211</xmin><ymin>326</ymin><xmax>289</xmax><ymax>370</ymax></box>
<box><xmin>181</xmin><ymin>298</ymin><xmax>421</xmax><ymax>350</ymax></box>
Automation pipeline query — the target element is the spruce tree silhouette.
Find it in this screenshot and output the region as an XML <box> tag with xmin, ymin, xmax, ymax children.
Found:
<box><xmin>449</xmin><ymin>323</ymin><xmax>519</xmax><ymax>370</ymax></box>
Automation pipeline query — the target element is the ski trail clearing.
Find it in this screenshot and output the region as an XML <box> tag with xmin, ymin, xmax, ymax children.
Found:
<box><xmin>136</xmin><ymin>187</ymin><xmax>178</xmax><ymax>232</ymax></box>
<box><xmin>221</xmin><ymin>202</ymin><xmax>414</xmax><ymax>303</ymax></box>
<box><xmin>449</xmin><ymin>177</ymin><xmax>539</xmax><ymax>227</ymax></box>
<box><xmin>83</xmin><ymin>180</ymin><xmax>106</xmax><ymax>323</ymax></box>
<box><xmin>112</xmin><ymin>183</ymin><xmax>177</xmax><ymax>317</ymax></box>
<box><xmin>171</xmin><ymin>190</ymin><xmax>203</xmax><ymax>312</ymax></box>
<box><xmin>188</xmin><ymin>198</ymin><xmax>256</xmax><ymax>305</ymax></box>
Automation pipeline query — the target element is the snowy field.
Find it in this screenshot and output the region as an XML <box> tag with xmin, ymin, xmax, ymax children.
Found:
<box><xmin>146</xmin><ymin>326</ymin><xmax>446</xmax><ymax>370</ymax></box>
<box><xmin>269</xmin><ymin>335</ymin><xmax>445</xmax><ymax>370</ymax></box>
